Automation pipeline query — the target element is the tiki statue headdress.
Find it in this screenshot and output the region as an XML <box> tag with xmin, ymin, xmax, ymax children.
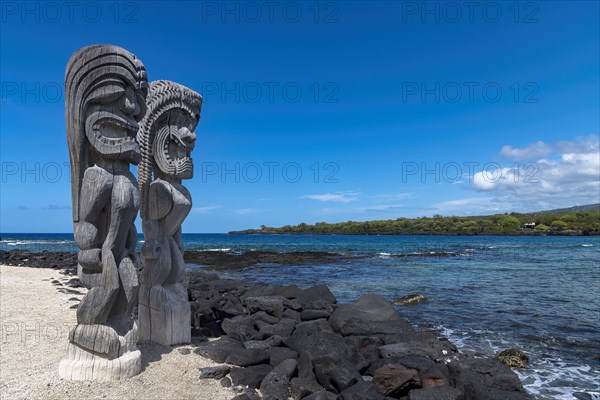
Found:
<box><xmin>138</xmin><ymin>80</ymin><xmax>202</xmax><ymax>220</ymax></box>
<box><xmin>65</xmin><ymin>44</ymin><xmax>148</xmax><ymax>222</ymax></box>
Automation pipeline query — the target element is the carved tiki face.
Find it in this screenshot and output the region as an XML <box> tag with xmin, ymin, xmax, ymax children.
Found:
<box><xmin>84</xmin><ymin>83</ymin><xmax>147</xmax><ymax>164</ymax></box>
<box><xmin>138</xmin><ymin>80</ymin><xmax>202</xmax><ymax>184</ymax></box>
<box><xmin>154</xmin><ymin>109</ymin><xmax>197</xmax><ymax>180</ymax></box>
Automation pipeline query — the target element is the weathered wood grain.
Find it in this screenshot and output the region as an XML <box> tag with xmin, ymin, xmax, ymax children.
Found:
<box><xmin>138</xmin><ymin>80</ymin><xmax>202</xmax><ymax>346</ymax></box>
<box><xmin>60</xmin><ymin>44</ymin><xmax>147</xmax><ymax>380</ymax></box>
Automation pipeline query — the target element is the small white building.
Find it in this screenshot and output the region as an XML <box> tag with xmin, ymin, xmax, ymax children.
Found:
<box><xmin>523</xmin><ymin>222</ymin><xmax>536</xmax><ymax>229</ymax></box>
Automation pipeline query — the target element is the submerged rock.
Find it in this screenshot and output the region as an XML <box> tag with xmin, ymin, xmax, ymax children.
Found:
<box><xmin>394</xmin><ymin>293</ymin><xmax>427</xmax><ymax>305</ymax></box>
<box><xmin>496</xmin><ymin>348</ymin><xmax>529</xmax><ymax>368</ymax></box>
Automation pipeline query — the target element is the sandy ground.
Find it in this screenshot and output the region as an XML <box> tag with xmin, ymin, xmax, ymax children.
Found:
<box><xmin>0</xmin><ymin>265</ymin><xmax>235</xmax><ymax>400</ymax></box>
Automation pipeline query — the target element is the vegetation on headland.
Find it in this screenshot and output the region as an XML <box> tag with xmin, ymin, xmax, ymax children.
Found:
<box><xmin>230</xmin><ymin>204</ymin><xmax>600</xmax><ymax>236</ymax></box>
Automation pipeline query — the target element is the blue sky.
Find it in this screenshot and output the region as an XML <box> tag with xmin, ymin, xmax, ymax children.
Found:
<box><xmin>1</xmin><ymin>1</ymin><xmax>599</xmax><ymax>233</ymax></box>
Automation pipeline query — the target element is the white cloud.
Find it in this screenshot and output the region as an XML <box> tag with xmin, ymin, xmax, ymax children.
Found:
<box><xmin>46</xmin><ymin>204</ymin><xmax>71</xmax><ymax>210</ymax></box>
<box><xmin>430</xmin><ymin>197</ymin><xmax>500</xmax><ymax>215</ymax></box>
<box><xmin>500</xmin><ymin>140</ymin><xmax>552</xmax><ymax>160</ymax></box>
<box><xmin>471</xmin><ymin>135</ymin><xmax>600</xmax><ymax>211</ymax></box>
<box><xmin>316</xmin><ymin>204</ymin><xmax>402</xmax><ymax>215</ymax></box>
<box><xmin>192</xmin><ymin>205</ymin><xmax>221</xmax><ymax>214</ymax></box>
<box><xmin>233</xmin><ymin>208</ymin><xmax>260</xmax><ymax>215</ymax></box>
<box><xmin>556</xmin><ymin>135</ymin><xmax>599</xmax><ymax>154</ymax></box>
<box><xmin>369</xmin><ymin>192</ymin><xmax>414</xmax><ymax>201</ymax></box>
<box><xmin>300</xmin><ymin>192</ymin><xmax>359</xmax><ymax>203</ymax></box>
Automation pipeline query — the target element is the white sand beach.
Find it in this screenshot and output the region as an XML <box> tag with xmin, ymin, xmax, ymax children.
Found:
<box><xmin>0</xmin><ymin>265</ymin><xmax>233</xmax><ymax>400</ymax></box>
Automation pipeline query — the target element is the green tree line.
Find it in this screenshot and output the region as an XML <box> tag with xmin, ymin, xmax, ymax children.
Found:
<box><xmin>231</xmin><ymin>209</ymin><xmax>600</xmax><ymax>236</ymax></box>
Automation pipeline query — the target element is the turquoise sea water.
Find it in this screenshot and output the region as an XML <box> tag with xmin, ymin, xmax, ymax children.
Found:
<box><xmin>2</xmin><ymin>233</ymin><xmax>599</xmax><ymax>399</ymax></box>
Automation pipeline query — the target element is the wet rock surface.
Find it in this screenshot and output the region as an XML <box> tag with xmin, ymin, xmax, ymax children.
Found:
<box><xmin>496</xmin><ymin>348</ymin><xmax>529</xmax><ymax>368</ymax></box>
<box><xmin>184</xmin><ymin>250</ymin><xmax>353</xmax><ymax>269</ymax></box>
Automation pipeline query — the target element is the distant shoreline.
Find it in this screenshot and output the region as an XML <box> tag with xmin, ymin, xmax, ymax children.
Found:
<box><xmin>229</xmin><ymin>205</ymin><xmax>600</xmax><ymax>236</ymax></box>
<box><xmin>228</xmin><ymin>230</ymin><xmax>600</xmax><ymax>236</ymax></box>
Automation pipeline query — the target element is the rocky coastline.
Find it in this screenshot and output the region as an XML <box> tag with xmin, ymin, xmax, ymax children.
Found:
<box><xmin>1</xmin><ymin>249</ymin><xmax>531</xmax><ymax>399</ymax></box>
<box><xmin>1</xmin><ymin>249</ymin><xmax>462</xmax><ymax>271</ymax></box>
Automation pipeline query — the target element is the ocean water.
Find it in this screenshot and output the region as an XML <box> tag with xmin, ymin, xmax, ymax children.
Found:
<box><xmin>2</xmin><ymin>233</ymin><xmax>599</xmax><ymax>399</ymax></box>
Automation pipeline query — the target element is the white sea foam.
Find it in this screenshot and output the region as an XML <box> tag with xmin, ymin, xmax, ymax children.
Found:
<box><xmin>1</xmin><ymin>240</ymin><xmax>72</xmax><ymax>245</ymax></box>
<box><xmin>581</xmin><ymin>244</ymin><xmax>593</xmax><ymax>247</ymax></box>
<box><xmin>204</xmin><ymin>248</ymin><xmax>232</xmax><ymax>252</ymax></box>
<box><xmin>433</xmin><ymin>324</ymin><xmax>600</xmax><ymax>400</ymax></box>
<box><xmin>515</xmin><ymin>359</ymin><xmax>600</xmax><ymax>400</ymax></box>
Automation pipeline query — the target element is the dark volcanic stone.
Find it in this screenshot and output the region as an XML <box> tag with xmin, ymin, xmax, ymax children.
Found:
<box><xmin>285</xmin><ymin>328</ymin><xmax>367</xmax><ymax>372</ymax></box>
<box><xmin>448</xmin><ymin>357</ymin><xmax>526</xmax><ymax>393</ymax></box>
<box><xmin>312</xmin><ymin>354</ymin><xmax>363</xmax><ymax>393</ymax></box>
<box><xmin>284</xmin><ymin>298</ymin><xmax>303</xmax><ymax>311</ymax></box>
<box><xmin>194</xmin><ymin>337</ymin><xmax>244</xmax><ymax>363</ymax></box>
<box><xmin>379</xmin><ymin>343</ymin><xmax>428</xmax><ymax>359</ymax></box>
<box><xmin>344</xmin><ymin>335</ymin><xmax>384</xmax><ymax>350</ymax></box>
<box><xmin>290</xmin><ymin>376</ymin><xmax>325</xmax><ymax>399</ymax></box>
<box><xmin>297</xmin><ymin>351</ymin><xmax>315</xmax><ymax>379</ymax></box>
<box><xmin>244</xmin><ymin>335</ymin><xmax>284</xmax><ymax>350</ymax></box>
<box><xmin>231</xmin><ymin>390</ymin><xmax>261</xmax><ymax>400</ymax></box>
<box><xmin>301</xmin><ymin>309</ymin><xmax>331</xmax><ymax>321</ymax></box>
<box><xmin>282</xmin><ymin>308</ymin><xmax>302</xmax><ymax>321</ymax></box>
<box><xmin>302</xmin><ymin>391</ymin><xmax>337</xmax><ymax>400</ymax></box>
<box><xmin>226</xmin><ymin>348</ymin><xmax>270</xmax><ymax>367</ymax></box>
<box><xmin>373</xmin><ymin>364</ymin><xmax>421</xmax><ymax>397</ymax></box>
<box><xmin>190</xmin><ymin>333</ymin><xmax>209</xmax><ymax>344</ymax></box>
<box><xmin>271</xmin><ymin>284</ymin><xmax>303</xmax><ymax>299</ymax></box>
<box><xmin>230</xmin><ymin>364</ymin><xmax>273</xmax><ymax>388</ymax></box>
<box><xmin>177</xmin><ymin>348</ymin><xmax>191</xmax><ymax>355</ymax></box>
<box><xmin>199</xmin><ymin>365</ymin><xmax>230</xmax><ymax>379</ymax></box>
<box><xmin>1</xmin><ymin>250</ymin><xmax>78</xmax><ymax>273</ymax></box>
<box><xmin>408</xmin><ymin>386</ymin><xmax>464</xmax><ymax>400</ymax></box>
<box><xmin>395</xmin><ymin>355</ymin><xmax>439</xmax><ymax>373</ymax></box>
<box><xmin>421</xmin><ymin>365</ymin><xmax>451</xmax><ymax>388</ymax></box>
<box><xmin>257</xmin><ymin>318</ymin><xmax>297</xmax><ymax>339</ymax></box>
<box><xmin>297</xmin><ymin>284</ymin><xmax>337</xmax><ymax>306</ymax></box>
<box><xmin>260</xmin><ymin>359</ymin><xmax>297</xmax><ymax>400</ymax></box>
<box><xmin>222</xmin><ymin>315</ymin><xmax>257</xmax><ymax>342</ymax></box>
<box><xmin>329</xmin><ymin>294</ymin><xmax>414</xmax><ymax>337</ymax></box>
<box><xmin>463</xmin><ymin>384</ymin><xmax>531</xmax><ymax>400</ymax></box>
<box><xmin>184</xmin><ymin>249</ymin><xmax>346</xmax><ymax>269</ymax></box>
<box><xmin>268</xmin><ymin>346</ymin><xmax>299</xmax><ymax>367</ymax></box>
<box><xmin>345</xmin><ymin>336</ymin><xmax>383</xmax><ymax>370</ymax></box>
<box><xmin>292</xmin><ymin>318</ymin><xmax>332</xmax><ymax>336</ymax></box>
<box><xmin>220</xmin><ymin>377</ymin><xmax>232</xmax><ymax>387</ymax></box>
<box><xmin>245</xmin><ymin>296</ymin><xmax>287</xmax><ymax>317</ymax></box>
<box><xmin>337</xmin><ymin>381</ymin><xmax>385</xmax><ymax>400</ymax></box>
<box><xmin>252</xmin><ymin>310</ymin><xmax>281</xmax><ymax>325</ymax></box>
